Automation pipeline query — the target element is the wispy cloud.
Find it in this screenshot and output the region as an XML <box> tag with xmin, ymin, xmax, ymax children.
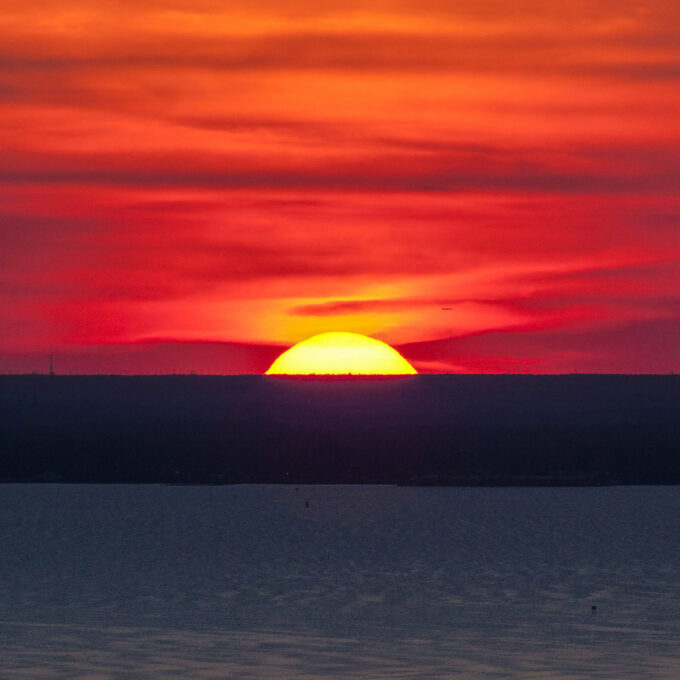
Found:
<box><xmin>0</xmin><ymin>0</ymin><xmax>678</xmax><ymax>371</ymax></box>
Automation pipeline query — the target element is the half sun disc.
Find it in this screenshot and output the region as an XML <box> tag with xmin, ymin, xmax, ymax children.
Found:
<box><xmin>266</xmin><ymin>332</ymin><xmax>417</xmax><ymax>376</ymax></box>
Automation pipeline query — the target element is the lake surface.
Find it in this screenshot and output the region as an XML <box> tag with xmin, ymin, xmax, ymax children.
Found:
<box><xmin>1</xmin><ymin>484</ymin><xmax>679</xmax><ymax>679</ymax></box>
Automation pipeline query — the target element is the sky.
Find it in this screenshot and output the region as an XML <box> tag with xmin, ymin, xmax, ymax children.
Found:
<box><xmin>1</xmin><ymin>0</ymin><xmax>679</xmax><ymax>374</ymax></box>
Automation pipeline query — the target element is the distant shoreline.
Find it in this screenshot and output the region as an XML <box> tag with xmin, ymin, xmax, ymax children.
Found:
<box><xmin>2</xmin><ymin>374</ymin><xmax>678</xmax><ymax>486</ymax></box>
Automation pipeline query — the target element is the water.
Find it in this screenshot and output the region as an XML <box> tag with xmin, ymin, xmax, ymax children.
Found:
<box><xmin>1</xmin><ymin>484</ymin><xmax>679</xmax><ymax>679</ymax></box>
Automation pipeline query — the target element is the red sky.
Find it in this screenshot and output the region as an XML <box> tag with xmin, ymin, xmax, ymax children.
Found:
<box><xmin>1</xmin><ymin>0</ymin><xmax>679</xmax><ymax>374</ymax></box>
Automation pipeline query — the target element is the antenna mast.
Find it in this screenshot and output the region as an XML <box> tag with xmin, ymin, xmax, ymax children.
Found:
<box><xmin>49</xmin><ymin>354</ymin><xmax>55</xmax><ymax>376</ymax></box>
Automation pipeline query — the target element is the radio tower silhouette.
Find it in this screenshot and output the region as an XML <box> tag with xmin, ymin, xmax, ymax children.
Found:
<box><xmin>49</xmin><ymin>354</ymin><xmax>55</xmax><ymax>376</ymax></box>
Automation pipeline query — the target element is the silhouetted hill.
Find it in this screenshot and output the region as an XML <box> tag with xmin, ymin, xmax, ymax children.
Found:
<box><xmin>1</xmin><ymin>375</ymin><xmax>678</xmax><ymax>484</ymax></box>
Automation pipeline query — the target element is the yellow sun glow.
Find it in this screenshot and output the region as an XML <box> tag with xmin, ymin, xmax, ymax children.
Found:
<box><xmin>266</xmin><ymin>332</ymin><xmax>417</xmax><ymax>375</ymax></box>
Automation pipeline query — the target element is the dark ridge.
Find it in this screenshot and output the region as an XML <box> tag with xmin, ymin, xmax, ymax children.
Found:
<box><xmin>0</xmin><ymin>374</ymin><xmax>678</xmax><ymax>485</ymax></box>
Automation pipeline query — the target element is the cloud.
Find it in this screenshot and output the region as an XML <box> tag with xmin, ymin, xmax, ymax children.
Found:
<box><xmin>0</xmin><ymin>340</ymin><xmax>281</xmax><ymax>375</ymax></box>
<box><xmin>2</xmin><ymin>8</ymin><xmax>680</xmax><ymax>78</ymax></box>
<box><xmin>289</xmin><ymin>297</ymin><xmax>533</xmax><ymax>316</ymax></box>
<box><xmin>0</xmin><ymin>0</ymin><xmax>678</xmax><ymax>370</ymax></box>
<box><xmin>2</xmin><ymin>142</ymin><xmax>680</xmax><ymax>195</ymax></box>
<box><xmin>400</xmin><ymin>317</ymin><xmax>680</xmax><ymax>373</ymax></box>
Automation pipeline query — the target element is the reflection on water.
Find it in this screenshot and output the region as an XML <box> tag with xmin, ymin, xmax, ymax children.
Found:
<box><xmin>1</xmin><ymin>484</ymin><xmax>679</xmax><ymax>678</ymax></box>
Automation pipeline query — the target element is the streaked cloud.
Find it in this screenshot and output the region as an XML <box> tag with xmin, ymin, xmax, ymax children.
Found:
<box><xmin>0</xmin><ymin>0</ymin><xmax>678</xmax><ymax>371</ymax></box>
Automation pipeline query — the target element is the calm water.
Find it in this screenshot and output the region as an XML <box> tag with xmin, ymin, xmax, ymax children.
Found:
<box><xmin>1</xmin><ymin>484</ymin><xmax>679</xmax><ymax>679</ymax></box>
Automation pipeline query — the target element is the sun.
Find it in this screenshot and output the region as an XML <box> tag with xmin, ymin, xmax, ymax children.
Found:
<box><xmin>266</xmin><ymin>332</ymin><xmax>417</xmax><ymax>376</ymax></box>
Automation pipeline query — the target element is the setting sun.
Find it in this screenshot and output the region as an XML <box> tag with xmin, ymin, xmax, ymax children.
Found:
<box><xmin>265</xmin><ymin>332</ymin><xmax>417</xmax><ymax>376</ymax></box>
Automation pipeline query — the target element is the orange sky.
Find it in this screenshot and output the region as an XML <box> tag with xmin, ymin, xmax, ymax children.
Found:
<box><xmin>1</xmin><ymin>0</ymin><xmax>679</xmax><ymax>373</ymax></box>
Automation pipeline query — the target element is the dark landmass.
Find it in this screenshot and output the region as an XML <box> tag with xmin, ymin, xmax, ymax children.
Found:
<box><xmin>0</xmin><ymin>374</ymin><xmax>678</xmax><ymax>485</ymax></box>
